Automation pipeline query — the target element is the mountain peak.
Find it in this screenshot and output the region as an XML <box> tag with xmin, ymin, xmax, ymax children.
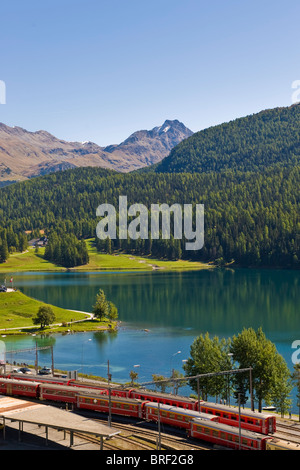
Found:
<box><xmin>0</xmin><ymin>119</ymin><xmax>193</xmax><ymax>184</ymax></box>
<box><xmin>104</xmin><ymin>119</ymin><xmax>193</xmax><ymax>166</ymax></box>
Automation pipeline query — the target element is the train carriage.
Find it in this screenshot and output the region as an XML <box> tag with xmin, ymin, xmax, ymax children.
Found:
<box><xmin>197</xmin><ymin>401</ymin><xmax>276</xmax><ymax>434</ymax></box>
<box><xmin>68</xmin><ymin>381</ymin><xmax>130</xmax><ymax>397</ymax></box>
<box><xmin>189</xmin><ymin>417</ymin><xmax>272</xmax><ymax>450</ymax></box>
<box><xmin>130</xmin><ymin>389</ymin><xmax>197</xmax><ymax>410</ymax></box>
<box><xmin>9</xmin><ymin>373</ymin><xmax>72</xmax><ymax>385</ymax></box>
<box><xmin>0</xmin><ymin>377</ymin><xmax>39</xmax><ymax>398</ymax></box>
<box><xmin>144</xmin><ymin>402</ymin><xmax>219</xmax><ymax>430</ymax></box>
<box><xmin>76</xmin><ymin>392</ymin><xmax>144</xmax><ymax>418</ymax></box>
<box><xmin>38</xmin><ymin>383</ymin><xmax>106</xmax><ymax>404</ymax></box>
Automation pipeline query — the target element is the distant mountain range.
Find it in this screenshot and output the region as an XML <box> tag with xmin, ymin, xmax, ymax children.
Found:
<box><xmin>2</xmin><ymin>103</ymin><xmax>300</xmax><ymax>188</ymax></box>
<box><xmin>0</xmin><ymin>119</ymin><xmax>193</xmax><ymax>185</ymax></box>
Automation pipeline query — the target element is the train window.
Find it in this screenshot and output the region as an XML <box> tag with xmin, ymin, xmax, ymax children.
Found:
<box><xmin>220</xmin><ymin>432</ymin><xmax>226</xmax><ymax>439</ymax></box>
<box><xmin>204</xmin><ymin>427</ymin><xmax>210</xmax><ymax>435</ymax></box>
<box><xmin>212</xmin><ymin>430</ymin><xmax>219</xmax><ymax>437</ymax></box>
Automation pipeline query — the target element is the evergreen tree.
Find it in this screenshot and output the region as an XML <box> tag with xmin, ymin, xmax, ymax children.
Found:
<box><xmin>0</xmin><ymin>237</ymin><xmax>9</xmax><ymax>263</ymax></box>
<box><xmin>92</xmin><ymin>289</ymin><xmax>118</xmax><ymax>323</ymax></box>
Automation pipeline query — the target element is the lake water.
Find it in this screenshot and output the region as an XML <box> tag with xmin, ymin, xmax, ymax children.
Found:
<box><xmin>2</xmin><ymin>268</ymin><xmax>300</xmax><ymax>411</ymax></box>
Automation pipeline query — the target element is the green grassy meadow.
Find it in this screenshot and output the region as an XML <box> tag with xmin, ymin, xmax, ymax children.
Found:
<box><xmin>0</xmin><ymin>290</ymin><xmax>112</xmax><ymax>335</ymax></box>
<box><xmin>0</xmin><ymin>239</ymin><xmax>212</xmax><ymax>274</ymax></box>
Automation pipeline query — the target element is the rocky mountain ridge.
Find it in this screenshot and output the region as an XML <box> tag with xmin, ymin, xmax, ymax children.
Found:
<box><xmin>0</xmin><ymin>119</ymin><xmax>193</xmax><ymax>184</ymax></box>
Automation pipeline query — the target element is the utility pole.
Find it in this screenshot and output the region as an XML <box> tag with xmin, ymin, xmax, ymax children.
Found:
<box><xmin>238</xmin><ymin>393</ymin><xmax>241</xmax><ymax>450</ymax></box>
<box><xmin>249</xmin><ymin>367</ymin><xmax>254</xmax><ymax>411</ymax></box>
<box><xmin>35</xmin><ymin>343</ymin><xmax>38</xmax><ymax>374</ymax></box>
<box><xmin>108</xmin><ymin>387</ymin><xmax>112</xmax><ymax>427</ymax></box>
<box><xmin>107</xmin><ymin>360</ymin><xmax>111</xmax><ymax>384</ymax></box>
<box><xmin>51</xmin><ymin>346</ymin><xmax>54</xmax><ymax>375</ymax></box>
<box><xmin>157</xmin><ymin>403</ymin><xmax>161</xmax><ymax>450</ymax></box>
<box><xmin>197</xmin><ymin>377</ymin><xmax>201</xmax><ymax>412</ymax></box>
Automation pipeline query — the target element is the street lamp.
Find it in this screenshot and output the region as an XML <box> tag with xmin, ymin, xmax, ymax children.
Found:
<box><xmin>170</xmin><ymin>351</ymin><xmax>181</xmax><ymax>376</ymax></box>
<box><xmin>170</xmin><ymin>351</ymin><xmax>181</xmax><ymax>395</ymax></box>
<box><xmin>227</xmin><ymin>353</ymin><xmax>233</xmax><ymax>405</ymax></box>
<box><xmin>81</xmin><ymin>338</ymin><xmax>91</xmax><ymax>375</ymax></box>
<box><xmin>131</xmin><ymin>364</ymin><xmax>140</xmax><ymax>385</ymax></box>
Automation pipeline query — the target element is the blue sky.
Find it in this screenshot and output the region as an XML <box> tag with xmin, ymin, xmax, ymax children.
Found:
<box><xmin>1</xmin><ymin>0</ymin><xmax>300</xmax><ymax>145</ymax></box>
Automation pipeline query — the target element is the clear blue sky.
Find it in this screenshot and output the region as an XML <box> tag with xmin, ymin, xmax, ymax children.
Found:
<box><xmin>1</xmin><ymin>0</ymin><xmax>300</xmax><ymax>146</ymax></box>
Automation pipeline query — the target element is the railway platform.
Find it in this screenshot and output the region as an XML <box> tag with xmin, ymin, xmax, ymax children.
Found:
<box><xmin>0</xmin><ymin>395</ymin><xmax>119</xmax><ymax>450</ymax></box>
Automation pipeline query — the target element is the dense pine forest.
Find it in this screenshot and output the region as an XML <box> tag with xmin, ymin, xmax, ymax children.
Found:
<box><xmin>0</xmin><ymin>164</ymin><xmax>298</xmax><ymax>268</ymax></box>
<box><xmin>155</xmin><ymin>104</ymin><xmax>300</xmax><ymax>174</ymax></box>
<box><xmin>0</xmin><ymin>104</ymin><xmax>299</xmax><ymax>268</ymax></box>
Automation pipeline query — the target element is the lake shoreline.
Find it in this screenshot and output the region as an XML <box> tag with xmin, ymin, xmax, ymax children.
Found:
<box><xmin>0</xmin><ymin>244</ymin><xmax>214</xmax><ymax>274</ymax></box>
<box><xmin>0</xmin><ymin>290</ymin><xmax>118</xmax><ymax>336</ymax></box>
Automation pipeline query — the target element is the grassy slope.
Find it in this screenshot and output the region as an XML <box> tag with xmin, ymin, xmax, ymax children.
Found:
<box><xmin>0</xmin><ymin>290</ymin><xmax>88</xmax><ymax>331</ymax></box>
<box><xmin>0</xmin><ymin>240</ymin><xmax>212</xmax><ymax>273</ymax></box>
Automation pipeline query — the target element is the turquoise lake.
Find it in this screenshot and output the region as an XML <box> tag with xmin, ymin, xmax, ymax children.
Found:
<box><xmin>2</xmin><ymin>268</ymin><xmax>300</xmax><ymax>411</ymax></box>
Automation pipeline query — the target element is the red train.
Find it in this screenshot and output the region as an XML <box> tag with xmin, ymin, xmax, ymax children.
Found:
<box><xmin>1</xmin><ymin>374</ymin><xmax>276</xmax><ymax>435</ymax></box>
<box><xmin>0</xmin><ymin>377</ymin><xmax>39</xmax><ymax>398</ymax></box>
<box><xmin>77</xmin><ymin>392</ymin><xmax>145</xmax><ymax>418</ymax></box>
<box><xmin>74</xmin><ymin>391</ymin><xmax>273</xmax><ymax>451</ymax></box>
<box><xmin>143</xmin><ymin>402</ymin><xmax>219</xmax><ymax>430</ymax></box>
<box><xmin>198</xmin><ymin>401</ymin><xmax>276</xmax><ymax>434</ymax></box>
<box><xmin>189</xmin><ymin>417</ymin><xmax>272</xmax><ymax>450</ymax></box>
<box><xmin>0</xmin><ymin>377</ymin><xmax>280</xmax><ymax>450</ymax></box>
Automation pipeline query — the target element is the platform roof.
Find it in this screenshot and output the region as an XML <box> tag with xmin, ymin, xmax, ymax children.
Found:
<box><xmin>0</xmin><ymin>395</ymin><xmax>119</xmax><ymax>439</ymax></box>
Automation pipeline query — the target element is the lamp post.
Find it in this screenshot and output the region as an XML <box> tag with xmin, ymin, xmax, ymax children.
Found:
<box><xmin>131</xmin><ymin>364</ymin><xmax>140</xmax><ymax>385</ymax></box>
<box><xmin>170</xmin><ymin>351</ymin><xmax>181</xmax><ymax>395</ymax></box>
<box><xmin>227</xmin><ymin>353</ymin><xmax>233</xmax><ymax>405</ymax></box>
<box><xmin>81</xmin><ymin>338</ymin><xmax>91</xmax><ymax>375</ymax></box>
<box><xmin>170</xmin><ymin>351</ymin><xmax>181</xmax><ymax>377</ymax></box>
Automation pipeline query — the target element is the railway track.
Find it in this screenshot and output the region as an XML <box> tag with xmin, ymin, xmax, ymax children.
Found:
<box><xmin>70</xmin><ymin>413</ymin><xmax>211</xmax><ymax>450</ymax></box>
<box><xmin>91</xmin><ymin>416</ymin><xmax>210</xmax><ymax>451</ymax></box>
<box><xmin>275</xmin><ymin>422</ymin><xmax>300</xmax><ymax>444</ymax></box>
<box><xmin>72</xmin><ymin>431</ymin><xmax>156</xmax><ymax>450</ymax></box>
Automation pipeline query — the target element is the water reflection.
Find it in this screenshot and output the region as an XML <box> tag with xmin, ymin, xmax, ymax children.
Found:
<box><xmin>11</xmin><ymin>268</ymin><xmax>300</xmax><ymax>337</ymax></box>
<box><xmin>3</xmin><ymin>268</ymin><xmax>300</xmax><ymax>387</ymax></box>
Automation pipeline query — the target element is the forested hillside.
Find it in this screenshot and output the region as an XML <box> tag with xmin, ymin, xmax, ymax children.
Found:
<box><xmin>0</xmin><ymin>165</ymin><xmax>299</xmax><ymax>268</ymax></box>
<box><xmin>155</xmin><ymin>104</ymin><xmax>300</xmax><ymax>174</ymax></box>
<box><xmin>1</xmin><ymin>103</ymin><xmax>299</xmax><ymax>269</ymax></box>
